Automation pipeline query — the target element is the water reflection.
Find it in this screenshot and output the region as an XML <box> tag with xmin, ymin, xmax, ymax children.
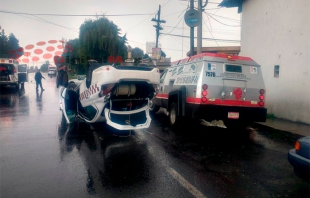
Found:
<box><xmin>18</xmin><ymin>89</ymin><xmax>25</xmax><ymax>97</ymax></box>
<box><xmin>0</xmin><ymin>86</ymin><xmax>29</xmax><ymax>116</ymax></box>
<box><xmin>0</xmin><ymin>94</ymin><xmax>17</xmax><ymax>108</ymax></box>
<box><xmin>58</xmin><ymin>119</ymin><xmax>152</xmax><ymax>196</ymax></box>
<box><xmin>36</xmin><ymin>90</ymin><xmax>43</xmax><ymax>100</ymax></box>
<box><xmin>36</xmin><ymin>90</ymin><xmax>43</xmax><ymax>111</ymax></box>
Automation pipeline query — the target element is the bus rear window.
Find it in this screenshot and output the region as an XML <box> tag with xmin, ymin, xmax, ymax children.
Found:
<box><xmin>225</xmin><ymin>64</ymin><xmax>242</xmax><ymax>73</ymax></box>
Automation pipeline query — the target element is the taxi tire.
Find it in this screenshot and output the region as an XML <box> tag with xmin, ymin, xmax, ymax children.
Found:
<box><xmin>169</xmin><ymin>102</ymin><xmax>180</xmax><ymax>127</ymax></box>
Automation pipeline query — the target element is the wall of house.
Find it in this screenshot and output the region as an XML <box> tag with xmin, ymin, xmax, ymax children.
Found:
<box><xmin>239</xmin><ymin>0</ymin><xmax>310</xmax><ymax>124</ymax></box>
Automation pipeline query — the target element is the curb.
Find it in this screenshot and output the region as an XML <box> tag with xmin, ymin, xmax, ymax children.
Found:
<box><xmin>250</xmin><ymin>122</ymin><xmax>304</xmax><ymax>144</ymax></box>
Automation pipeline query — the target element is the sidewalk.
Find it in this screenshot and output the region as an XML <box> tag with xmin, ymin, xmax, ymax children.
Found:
<box><xmin>254</xmin><ymin>118</ymin><xmax>310</xmax><ymax>137</ymax></box>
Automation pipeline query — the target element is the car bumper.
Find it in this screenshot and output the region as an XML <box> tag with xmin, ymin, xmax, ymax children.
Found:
<box><xmin>104</xmin><ymin>105</ymin><xmax>151</xmax><ymax>130</ymax></box>
<box><xmin>288</xmin><ymin>149</ymin><xmax>310</xmax><ymax>176</ymax></box>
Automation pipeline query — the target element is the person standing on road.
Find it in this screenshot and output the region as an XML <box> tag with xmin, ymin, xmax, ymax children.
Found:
<box><xmin>34</xmin><ymin>69</ymin><xmax>45</xmax><ymax>91</ymax></box>
<box><xmin>56</xmin><ymin>64</ymin><xmax>68</xmax><ymax>88</ymax></box>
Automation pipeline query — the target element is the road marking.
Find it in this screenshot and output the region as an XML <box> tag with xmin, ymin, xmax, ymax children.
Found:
<box><xmin>135</xmin><ymin>130</ymin><xmax>207</xmax><ymax>198</ymax></box>
<box><xmin>167</xmin><ymin>167</ymin><xmax>207</xmax><ymax>198</ymax></box>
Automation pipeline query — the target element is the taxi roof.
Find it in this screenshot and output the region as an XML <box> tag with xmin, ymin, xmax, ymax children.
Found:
<box><xmin>170</xmin><ymin>53</ymin><xmax>259</xmax><ymax>67</ymax></box>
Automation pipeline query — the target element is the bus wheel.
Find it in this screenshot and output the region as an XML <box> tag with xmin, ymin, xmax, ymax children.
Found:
<box><xmin>169</xmin><ymin>102</ymin><xmax>180</xmax><ymax>127</ymax></box>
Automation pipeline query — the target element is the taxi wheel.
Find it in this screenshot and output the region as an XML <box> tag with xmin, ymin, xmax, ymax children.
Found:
<box><xmin>169</xmin><ymin>102</ymin><xmax>180</xmax><ymax>127</ymax></box>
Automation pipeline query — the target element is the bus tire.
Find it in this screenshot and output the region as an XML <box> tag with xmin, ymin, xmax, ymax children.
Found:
<box><xmin>169</xmin><ymin>102</ymin><xmax>180</xmax><ymax>127</ymax></box>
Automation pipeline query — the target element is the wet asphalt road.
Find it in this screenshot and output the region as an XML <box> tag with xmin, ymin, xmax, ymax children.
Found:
<box><xmin>0</xmin><ymin>73</ymin><xmax>309</xmax><ymax>198</ymax></box>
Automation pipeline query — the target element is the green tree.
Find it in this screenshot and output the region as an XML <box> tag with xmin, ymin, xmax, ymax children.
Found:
<box><xmin>131</xmin><ymin>47</ymin><xmax>144</xmax><ymax>59</ymax></box>
<box><xmin>0</xmin><ymin>27</ymin><xmax>22</xmax><ymax>58</ymax></box>
<box><xmin>161</xmin><ymin>50</ymin><xmax>166</xmax><ymax>58</ymax></box>
<box><xmin>40</xmin><ymin>60</ymin><xmax>50</xmax><ymax>72</ymax></box>
<box><xmin>7</xmin><ymin>33</ymin><xmax>19</xmax><ymax>52</ymax></box>
<box><xmin>143</xmin><ymin>54</ymin><xmax>150</xmax><ymax>59</ymax></box>
<box><xmin>131</xmin><ymin>47</ymin><xmax>144</xmax><ymax>63</ymax></box>
<box><xmin>79</xmin><ymin>17</ymin><xmax>128</xmax><ymax>63</ymax></box>
<box><xmin>0</xmin><ymin>27</ymin><xmax>9</xmax><ymax>57</ymax></box>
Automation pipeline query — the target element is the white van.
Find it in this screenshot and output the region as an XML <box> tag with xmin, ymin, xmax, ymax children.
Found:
<box><xmin>0</xmin><ymin>59</ymin><xmax>28</xmax><ymax>90</ymax></box>
<box><xmin>150</xmin><ymin>53</ymin><xmax>267</xmax><ymax>130</ymax></box>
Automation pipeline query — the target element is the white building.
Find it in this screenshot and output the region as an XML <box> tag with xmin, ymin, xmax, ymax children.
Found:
<box><xmin>220</xmin><ymin>0</ymin><xmax>310</xmax><ymax>124</ymax></box>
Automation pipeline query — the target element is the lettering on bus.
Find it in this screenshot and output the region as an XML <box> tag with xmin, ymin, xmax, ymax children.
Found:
<box><xmin>175</xmin><ymin>75</ymin><xmax>199</xmax><ymax>85</ymax></box>
<box><xmin>206</xmin><ymin>71</ymin><xmax>216</xmax><ymax>77</ymax></box>
<box><xmin>218</xmin><ymin>72</ymin><xmax>246</xmax><ymax>79</ymax></box>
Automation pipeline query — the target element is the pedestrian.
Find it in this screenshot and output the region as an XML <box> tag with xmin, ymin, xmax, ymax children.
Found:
<box><xmin>34</xmin><ymin>69</ymin><xmax>45</xmax><ymax>91</ymax></box>
<box><xmin>56</xmin><ymin>64</ymin><xmax>68</xmax><ymax>88</ymax></box>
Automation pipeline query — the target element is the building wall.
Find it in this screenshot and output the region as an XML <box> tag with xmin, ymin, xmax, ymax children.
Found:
<box><xmin>240</xmin><ymin>0</ymin><xmax>310</xmax><ymax>124</ymax></box>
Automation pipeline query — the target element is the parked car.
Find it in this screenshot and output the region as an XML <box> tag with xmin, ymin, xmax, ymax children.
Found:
<box><xmin>288</xmin><ymin>136</ymin><xmax>310</xmax><ymax>182</ymax></box>
<box><xmin>48</xmin><ymin>70</ymin><xmax>56</xmax><ymax>77</ymax></box>
<box><xmin>0</xmin><ymin>59</ymin><xmax>28</xmax><ymax>90</ymax></box>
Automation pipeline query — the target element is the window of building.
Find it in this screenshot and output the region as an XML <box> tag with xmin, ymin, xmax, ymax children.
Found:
<box><xmin>274</xmin><ymin>65</ymin><xmax>280</xmax><ymax>78</ymax></box>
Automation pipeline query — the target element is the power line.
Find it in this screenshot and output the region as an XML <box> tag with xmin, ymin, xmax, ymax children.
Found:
<box><xmin>162</xmin><ymin>9</ymin><xmax>185</xmax><ymax>18</ymax></box>
<box><xmin>125</xmin><ymin>12</ymin><xmax>156</xmax><ymax>33</ymax></box>
<box><xmin>2</xmin><ymin>9</ymin><xmax>79</xmax><ymax>33</ymax></box>
<box><xmin>162</xmin><ymin>25</ymin><xmax>240</xmax><ymax>31</ymax></box>
<box><xmin>203</xmin><ymin>15</ymin><xmax>219</xmax><ymax>46</ymax></box>
<box><xmin>127</xmin><ymin>39</ymin><xmax>184</xmax><ymax>51</ymax></box>
<box><xmin>162</xmin><ymin>25</ymin><xmax>240</xmax><ymax>36</ymax></box>
<box><xmin>0</xmin><ymin>10</ymin><xmax>154</xmax><ymax>17</ymax></box>
<box><xmin>207</xmin><ymin>12</ymin><xmax>240</xmax><ymax>23</ymax></box>
<box><xmin>165</xmin><ymin>8</ymin><xmax>187</xmax><ymax>34</ymax></box>
<box><xmin>205</xmin><ymin>12</ymin><xmax>241</xmax><ymax>27</ymax></box>
<box><xmin>178</xmin><ymin>0</ymin><xmax>219</xmax><ymax>4</ymax></box>
<box><xmin>162</xmin><ymin>0</ymin><xmax>172</xmax><ymax>7</ymax></box>
<box><xmin>160</xmin><ymin>33</ymin><xmax>240</xmax><ymax>43</ymax></box>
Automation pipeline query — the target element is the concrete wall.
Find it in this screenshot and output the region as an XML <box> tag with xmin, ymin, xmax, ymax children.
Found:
<box><xmin>239</xmin><ymin>0</ymin><xmax>310</xmax><ymax>124</ymax></box>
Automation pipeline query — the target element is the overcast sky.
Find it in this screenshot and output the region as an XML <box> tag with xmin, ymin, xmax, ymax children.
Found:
<box><xmin>0</xmin><ymin>0</ymin><xmax>240</xmax><ymax>65</ymax></box>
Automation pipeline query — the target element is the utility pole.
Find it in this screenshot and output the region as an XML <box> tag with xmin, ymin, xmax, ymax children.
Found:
<box><xmin>190</xmin><ymin>0</ymin><xmax>194</xmax><ymax>56</ymax></box>
<box><xmin>197</xmin><ymin>0</ymin><xmax>208</xmax><ymax>54</ymax></box>
<box><xmin>152</xmin><ymin>5</ymin><xmax>166</xmax><ymax>48</ymax></box>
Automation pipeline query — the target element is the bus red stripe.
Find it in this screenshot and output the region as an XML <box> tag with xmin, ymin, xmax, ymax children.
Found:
<box><xmin>186</xmin><ymin>97</ymin><xmax>262</xmax><ymax>107</ymax></box>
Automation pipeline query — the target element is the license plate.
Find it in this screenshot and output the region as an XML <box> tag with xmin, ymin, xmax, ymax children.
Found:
<box><xmin>228</xmin><ymin>112</ymin><xmax>239</xmax><ymax>119</ymax></box>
